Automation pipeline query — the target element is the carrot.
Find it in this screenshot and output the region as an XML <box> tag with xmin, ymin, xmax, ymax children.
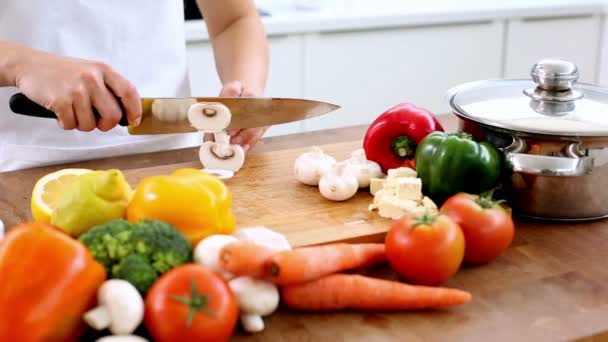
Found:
<box><xmin>218</xmin><ymin>241</ymin><xmax>276</xmax><ymax>278</ymax></box>
<box><xmin>281</xmin><ymin>274</ymin><xmax>472</xmax><ymax>311</ymax></box>
<box><xmin>265</xmin><ymin>243</ymin><xmax>386</xmax><ymax>285</ymax></box>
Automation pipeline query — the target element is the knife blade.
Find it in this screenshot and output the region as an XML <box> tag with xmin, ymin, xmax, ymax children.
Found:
<box><xmin>8</xmin><ymin>93</ymin><xmax>340</xmax><ymax>135</ymax></box>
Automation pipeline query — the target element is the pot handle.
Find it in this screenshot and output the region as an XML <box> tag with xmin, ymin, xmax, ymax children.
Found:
<box><xmin>505</xmin><ymin>153</ymin><xmax>593</xmax><ymax>176</ymax></box>
<box><xmin>504</xmin><ymin>141</ymin><xmax>593</xmax><ymax>176</ymax></box>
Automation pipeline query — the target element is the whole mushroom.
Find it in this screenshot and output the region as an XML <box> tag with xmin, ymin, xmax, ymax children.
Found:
<box><xmin>228</xmin><ymin>276</ymin><xmax>280</xmax><ymax>333</ymax></box>
<box><xmin>83</xmin><ymin>279</ymin><xmax>144</xmax><ymax>335</ymax></box>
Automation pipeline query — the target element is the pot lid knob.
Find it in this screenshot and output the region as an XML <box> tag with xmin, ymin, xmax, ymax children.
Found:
<box><xmin>530</xmin><ymin>59</ymin><xmax>579</xmax><ymax>91</ymax></box>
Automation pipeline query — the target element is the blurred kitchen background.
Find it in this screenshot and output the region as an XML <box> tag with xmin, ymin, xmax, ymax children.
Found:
<box><xmin>183</xmin><ymin>0</ymin><xmax>608</xmax><ymax>137</ymax></box>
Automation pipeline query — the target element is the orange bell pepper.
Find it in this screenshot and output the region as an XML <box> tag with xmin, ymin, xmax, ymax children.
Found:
<box><xmin>0</xmin><ymin>222</ymin><xmax>106</xmax><ymax>342</ymax></box>
<box><xmin>126</xmin><ymin>168</ymin><xmax>236</xmax><ymax>245</ymax></box>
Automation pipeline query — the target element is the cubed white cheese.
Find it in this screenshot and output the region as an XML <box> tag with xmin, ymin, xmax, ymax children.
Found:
<box><xmin>422</xmin><ymin>196</ymin><xmax>438</xmax><ymax>212</ymax></box>
<box><xmin>393</xmin><ymin>178</ymin><xmax>423</xmax><ymax>201</ymax></box>
<box><xmin>369</xmin><ymin>178</ymin><xmax>386</xmax><ymax>196</ymax></box>
<box><xmin>387</xmin><ymin>167</ymin><xmax>417</xmax><ymax>179</ymax></box>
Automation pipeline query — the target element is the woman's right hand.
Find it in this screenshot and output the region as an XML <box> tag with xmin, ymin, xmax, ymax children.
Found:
<box><xmin>14</xmin><ymin>48</ymin><xmax>142</xmax><ymax>131</ymax></box>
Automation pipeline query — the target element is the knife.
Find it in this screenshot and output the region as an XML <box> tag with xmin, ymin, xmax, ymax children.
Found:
<box><xmin>8</xmin><ymin>93</ymin><xmax>340</xmax><ymax>135</ymax></box>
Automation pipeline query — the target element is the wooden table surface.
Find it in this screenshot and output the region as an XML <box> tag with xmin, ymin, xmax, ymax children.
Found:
<box><xmin>2</xmin><ymin>115</ymin><xmax>608</xmax><ymax>342</ymax></box>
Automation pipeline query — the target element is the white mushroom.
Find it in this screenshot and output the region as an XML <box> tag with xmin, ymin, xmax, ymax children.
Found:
<box><xmin>229</xmin><ymin>277</ymin><xmax>280</xmax><ymax>333</ymax></box>
<box><xmin>151</xmin><ymin>98</ymin><xmax>197</xmax><ymax>122</ymax></box>
<box><xmin>233</xmin><ymin>226</ymin><xmax>292</xmax><ymax>253</ymax></box>
<box><xmin>187</xmin><ymin>102</ymin><xmax>232</xmax><ymax>132</ymax></box>
<box><xmin>194</xmin><ymin>234</ymin><xmax>239</xmax><ymax>280</ymax></box>
<box><xmin>83</xmin><ymin>279</ymin><xmax>144</xmax><ymax>335</ymax></box>
<box><xmin>95</xmin><ymin>336</ymin><xmax>149</xmax><ymax>342</ymax></box>
<box><xmin>345</xmin><ymin>149</ymin><xmax>384</xmax><ymax>188</ymax></box>
<box><xmin>199</xmin><ymin>131</ymin><xmax>245</xmax><ymax>172</ymax></box>
<box><xmin>0</xmin><ymin>218</ymin><xmax>4</xmax><ymax>239</ymax></box>
<box><xmin>318</xmin><ymin>161</ymin><xmax>359</xmax><ymax>201</ymax></box>
<box><xmin>294</xmin><ymin>146</ymin><xmax>337</xmax><ymax>186</ymax></box>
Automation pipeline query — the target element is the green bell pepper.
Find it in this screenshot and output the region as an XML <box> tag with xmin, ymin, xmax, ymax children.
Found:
<box><xmin>415</xmin><ymin>131</ymin><xmax>501</xmax><ymax>204</ymax></box>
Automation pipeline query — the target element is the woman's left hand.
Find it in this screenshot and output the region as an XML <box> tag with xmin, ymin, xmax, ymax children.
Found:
<box><xmin>205</xmin><ymin>81</ymin><xmax>269</xmax><ymax>153</ymax></box>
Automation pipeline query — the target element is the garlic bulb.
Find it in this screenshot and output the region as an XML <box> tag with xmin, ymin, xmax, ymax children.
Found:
<box><xmin>318</xmin><ymin>162</ymin><xmax>359</xmax><ymax>201</ymax></box>
<box><xmin>345</xmin><ymin>148</ymin><xmax>384</xmax><ymax>188</ymax></box>
<box><xmin>294</xmin><ymin>146</ymin><xmax>337</xmax><ymax>186</ymax></box>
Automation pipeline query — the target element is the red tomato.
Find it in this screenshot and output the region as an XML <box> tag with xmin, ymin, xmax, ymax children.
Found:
<box><xmin>385</xmin><ymin>213</ymin><xmax>465</xmax><ymax>286</ymax></box>
<box><xmin>440</xmin><ymin>193</ymin><xmax>515</xmax><ymax>265</ymax></box>
<box><xmin>144</xmin><ymin>263</ymin><xmax>239</xmax><ymax>342</ymax></box>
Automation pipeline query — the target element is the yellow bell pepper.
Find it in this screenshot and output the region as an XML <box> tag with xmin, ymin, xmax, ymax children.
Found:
<box><xmin>126</xmin><ymin>168</ymin><xmax>236</xmax><ymax>245</ymax></box>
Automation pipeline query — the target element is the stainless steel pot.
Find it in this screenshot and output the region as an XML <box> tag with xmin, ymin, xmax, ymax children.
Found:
<box><xmin>446</xmin><ymin>59</ymin><xmax>608</xmax><ymax>221</ymax></box>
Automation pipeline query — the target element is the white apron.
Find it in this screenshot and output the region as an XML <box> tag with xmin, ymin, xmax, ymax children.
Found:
<box><xmin>0</xmin><ymin>0</ymin><xmax>203</xmax><ymax>172</ymax></box>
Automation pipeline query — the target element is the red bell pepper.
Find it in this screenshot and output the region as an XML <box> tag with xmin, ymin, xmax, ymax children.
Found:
<box><xmin>363</xmin><ymin>103</ymin><xmax>444</xmax><ymax>174</ymax></box>
<box><xmin>0</xmin><ymin>222</ymin><xmax>107</xmax><ymax>342</ymax></box>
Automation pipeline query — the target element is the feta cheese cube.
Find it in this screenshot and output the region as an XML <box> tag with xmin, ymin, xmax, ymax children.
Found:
<box><xmin>387</xmin><ymin>167</ymin><xmax>417</xmax><ymax>179</ymax></box>
<box><xmin>369</xmin><ymin>178</ymin><xmax>386</xmax><ymax>196</ymax></box>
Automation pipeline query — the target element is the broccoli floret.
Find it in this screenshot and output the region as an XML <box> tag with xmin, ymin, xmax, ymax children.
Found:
<box><xmin>113</xmin><ymin>253</ymin><xmax>159</xmax><ymax>294</ymax></box>
<box><xmin>79</xmin><ymin>218</ymin><xmax>193</xmax><ymax>295</ymax></box>
<box><xmin>79</xmin><ymin>219</ymin><xmax>134</xmax><ymax>272</ymax></box>
<box><xmin>130</xmin><ymin>219</ymin><xmax>192</xmax><ymax>273</ymax></box>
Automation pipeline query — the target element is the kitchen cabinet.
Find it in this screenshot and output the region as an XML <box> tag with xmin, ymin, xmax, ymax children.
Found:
<box><xmin>504</xmin><ymin>14</ymin><xmax>601</xmax><ymax>83</ymax></box>
<box><xmin>300</xmin><ymin>21</ymin><xmax>504</xmax><ymax>132</ymax></box>
<box><xmin>186</xmin><ymin>35</ymin><xmax>305</xmax><ymax>137</ymax></box>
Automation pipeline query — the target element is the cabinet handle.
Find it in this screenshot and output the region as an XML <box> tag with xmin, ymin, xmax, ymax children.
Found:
<box><xmin>521</xmin><ymin>13</ymin><xmax>594</xmax><ymax>22</ymax></box>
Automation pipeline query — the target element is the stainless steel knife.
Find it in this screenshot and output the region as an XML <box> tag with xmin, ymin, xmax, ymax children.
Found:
<box><xmin>8</xmin><ymin>93</ymin><xmax>340</xmax><ymax>135</ymax></box>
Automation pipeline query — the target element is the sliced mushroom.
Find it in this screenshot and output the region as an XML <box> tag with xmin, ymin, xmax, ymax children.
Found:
<box><xmin>199</xmin><ymin>131</ymin><xmax>245</xmax><ymax>172</ymax></box>
<box><xmin>95</xmin><ymin>336</ymin><xmax>149</xmax><ymax>342</ymax></box>
<box><xmin>187</xmin><ymin>102</ymin><xmax>232</xmax><ymax>132</ymax></box>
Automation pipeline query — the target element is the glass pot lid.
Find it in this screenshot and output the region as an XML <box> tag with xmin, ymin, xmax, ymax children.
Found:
<box><xmin>447</xmin><ymin>59</ymin><xmax>608</xmax><ymax>137</ymax></box>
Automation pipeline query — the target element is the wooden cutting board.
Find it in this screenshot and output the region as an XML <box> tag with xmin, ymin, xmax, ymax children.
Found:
<box><xmin>125</xmin><ymin>141</ymin><xmax>395</xmax><ymax>247</ymax></box>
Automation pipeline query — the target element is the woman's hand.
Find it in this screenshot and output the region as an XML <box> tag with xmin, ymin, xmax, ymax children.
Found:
<box><xmin>206</xmin><ymin>81</ymin><xmax>269</xmax><ymax>153</ymax></box>
<box><xmin>14</xmin><ymin>47</ymin><xmax>141</xmax><ymax>131</ymax></box>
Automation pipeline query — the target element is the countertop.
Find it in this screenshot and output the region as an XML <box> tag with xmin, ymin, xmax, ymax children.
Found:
<box><xmin>185</xmin><ymin>0</ymin><xmax>608</xmax><ymax>42</ymax></box>
<box><xmin>4</xmin><ymin>115</ymin><xmax>608</xmax><ymax>341</ymax></box>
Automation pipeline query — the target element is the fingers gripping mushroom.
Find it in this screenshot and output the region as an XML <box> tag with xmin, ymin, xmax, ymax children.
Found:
<box><xmin>188</xmin><ymin>102</ymin><xmax>245</xmax><ymax>172</ymax></box>
<box><xmin>294</xmin><ymin>146</ymin><xmax>337</xmax><ymax>186</ymax></box>
<box><xmin>229</xmin><ymin>276</ymin><xmax>280</xmax><ymax>333</ymax></box>
<box><xmin>83</xmin><ymin>279</ymin><xmax>144</xmax><ymax>335</ymax></box>
<box><xmin>319</xmin><ymin>161</ymin><xmax>359</xmax><ymax>201</ymax></box>
<box><xmin>345</xmin><ymin>148</ymin><xmax>384</xmax><ymax>188</ymax></box>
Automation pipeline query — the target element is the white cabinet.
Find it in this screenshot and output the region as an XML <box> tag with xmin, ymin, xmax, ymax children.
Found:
<box><xmin>186</xmin><ymin>35</ymin><xmax>305</xmax><ymax>137</ymax></box>
<box><xmin>301</xmin><ymin>21</ymin><xmax>504</xmax><ymax>132</ymax></box>
<box><xmin>504</xmin><ymin>14</ymin><xmax>601</xmax><ymax>83</ymax></box>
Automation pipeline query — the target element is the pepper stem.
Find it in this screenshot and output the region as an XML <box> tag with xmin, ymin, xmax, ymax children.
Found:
<box><xmin>171</xmin><ymin>277</ymin><xmax>217</xmax><ymax>327</ymax></box>
<box><xmin>392</xmin><ymin>136</ymin><xmax>417</xmax><ymax>159</ymax></box>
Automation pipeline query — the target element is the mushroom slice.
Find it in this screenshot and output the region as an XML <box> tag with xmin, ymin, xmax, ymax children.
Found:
<box><xmin>95</xmin><ymin>336</ymin><xmax>149</xmax><ymax>342</ymax></box>
<box><xmin>199</xmin><ymin>131</ymin><xmax>245</xmax><ymax>172</ymax></box>
<box><xmin>187</xmin><ymin>102</ymin><xmax>232</xmax><ymax>132</ymax></box>
<box><xmin>201</xmin><ymin>168</ymin><xmax>235</xmax><ymax>180</ymax></box>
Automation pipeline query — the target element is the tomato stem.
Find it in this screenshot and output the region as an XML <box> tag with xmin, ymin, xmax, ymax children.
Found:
<box><xmin>409</xmin><ymin>210</ymin><xmax>438</xmax><ymax>229</ymax></box>
<box><xmin>476</xmin><ymin>189</ymin><xmax>507</xmax><ymax>209</ymax></box>
<box><xmin>392</xmin><ymin>136</ymin><xmax>417</xmax><ymax>159</ymax></box>
<box><xmin>171</xmin><ymin>277</ymin><xmax>217</xmax><ymax>327</ymax></box>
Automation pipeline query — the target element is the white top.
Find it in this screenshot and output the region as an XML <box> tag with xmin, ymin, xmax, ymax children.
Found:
<box><xmin>0</xmin><ymin>0</ymin><xmax>202</xmax><ymax>172</ymax></box>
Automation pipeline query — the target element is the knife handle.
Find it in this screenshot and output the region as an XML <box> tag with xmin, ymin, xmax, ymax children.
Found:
<box><xmin>9</xmin><ymin>93</ymin><xmax>129</xmax><ymax>127</ymax></box>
